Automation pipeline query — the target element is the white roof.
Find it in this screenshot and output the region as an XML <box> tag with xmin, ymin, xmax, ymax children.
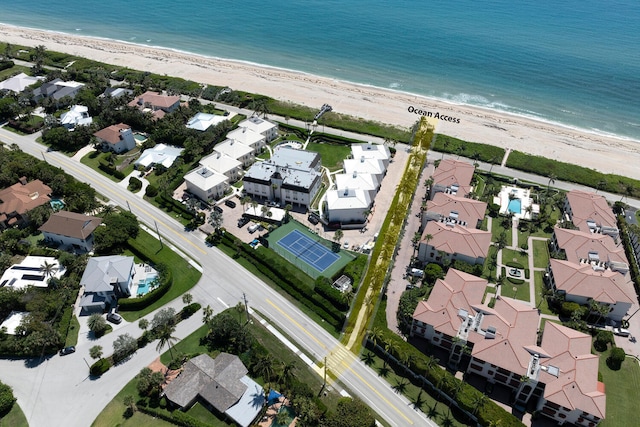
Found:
<box><xmin>0</xmin><ymin>72</ymin><xmax>42</xmax><ymax>93</ymax></box>
<box><xmin>326</xmin><ymin>188</ymin><xmax>372</xmax><ymax>210</ymax></box>
<box><xmin>238</xmin><ymin>116</ymin><xmax>277</xmax><ymax>135</ymax></box>
<box><xmin>0</xmin><ymin>311</ymin><xmax>28</xmax><ymax>335</ymax></box>
<box><xmin>186</xmin><ymin>112</ymin><xmax>230</xmax><ymax>131</ymax></box>
<box><xmin>60</xmin><ymin>105</ymin><xmax>93</xmax><ymax>127</ymax></box>
<box><xmin>200</xmin><ymin>152</ymin><xmax>242</xmax><ymax>175</ymax></box>
<box><xmin>226</xmin><ymin>127</ymin><xmax>265</xmax><ymax>146</ymax></box>
<box><xmin>334</xmin><ymin>172</ymin><xmax>379</xmax><ymax>192</ymax></box>
<box><xmin>135</xmin><ymin>144</ymin><xmax>183</xmax><ymax>168</ymax></box>
<box><xmin>351</xmin><ymin>142</ymin><xmax>390</xmax><ymax>162</ymax></box>
<box><xmin>224</xmin><ymin>376</ymin><xmax>264</xmax><ymax>427</ymax></box>
<box><xmin>343</xmin><ymin>158</ymin><xmax>386</xmax><ymax>176</ymax></box>
<box><xmin>244</xmin><ymin>205</ymin><xmax>285</xmax><ymax>222</ymax></box>
<box><xmin>185</xmin><ymin>167</ymin><xmax>229</xmax><ymax>190</ymax></box>
<box><xmin>215</xmin><ymin>139</ymin><xmax>254</xmax><ymax>159</ymax></box>
<box><xmin>0</xmin><ymin>256</ymin><xmax>65</xmax><ymax>290</ymax></box>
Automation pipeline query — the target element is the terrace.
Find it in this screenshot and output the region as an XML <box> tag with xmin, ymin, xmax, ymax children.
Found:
<box><xmin>495</xmin><ymin>185</ymin><xmax>539</xmax><ymax>220</ymax></box>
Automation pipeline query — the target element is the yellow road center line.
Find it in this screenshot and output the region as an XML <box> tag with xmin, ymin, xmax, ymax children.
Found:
<box><xmin>266</xmin><ymin>299</ymin><xmax>326</xmax><ymax>349</ymax></box>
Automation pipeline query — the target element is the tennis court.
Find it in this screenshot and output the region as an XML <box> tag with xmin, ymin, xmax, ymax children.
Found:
<box><xmin>276</xmin><ymin>229</ymin><xmax>339</xmax><ymax>273</ymax></box>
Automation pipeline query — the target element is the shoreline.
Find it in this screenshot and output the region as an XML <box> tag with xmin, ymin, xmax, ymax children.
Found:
<box><xmin>2</xmin><ymin>23</ymin><xmax>640</xmax><ymax>180</ymax></box>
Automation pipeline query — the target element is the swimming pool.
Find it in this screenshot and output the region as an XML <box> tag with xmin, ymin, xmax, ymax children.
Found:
<box><xmin>133</xmin><ymin>133</ymin><xmax>148</xmax><ymax>144</ymax></box>
<box><xmin>270</xmin><ymin>406</ymin><xmax>295</xmax><ymax>427</ymax></box>
<box><xmin>507</xmin><ymin>198</ymin><xmax>522</xmax><ymax>214</ymax></box>
<box><xmin>137</xmin><ymin>274</ymin><xmax>157</xmax><ymax>296</ymax></box>
<box><xmin>50</xmin><ymin>199</ymin><xmax>65</xmax><ymax>211</ymax></box>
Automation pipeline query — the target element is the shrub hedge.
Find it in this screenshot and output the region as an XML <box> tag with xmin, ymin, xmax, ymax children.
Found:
<box><xmin>155</xmin><ymin>194</ymin><xmax>194</xmax><ymax>220</ymax></box>
<box><xmin>432</xmin><ymin>134</ymin><xmax>505</xmax><ymax>164</ymax></box>
<box><xmin>98</xmin><ymin>161</ymin><xmax>126</xmax><ymax>180</ymax></box>
<box><xmin>90</xmin><ymin>358</ymin><xmax>112</xmax><ymax>376</ymax></box>
<box><xmin>0</xmin><ymin>381</ymin><xmax>16</xmax><ymax>415</ymax></box>
<box><xmin>57</xmin><ymin>305</ymin><xmax>73</xmax><ymax>341</ymax></box>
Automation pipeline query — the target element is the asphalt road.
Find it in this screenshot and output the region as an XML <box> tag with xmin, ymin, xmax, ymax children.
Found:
<box><xmin>0</xmin><ymin>127</ymin><xmax>436</xmax><ymax>426</ymax></box>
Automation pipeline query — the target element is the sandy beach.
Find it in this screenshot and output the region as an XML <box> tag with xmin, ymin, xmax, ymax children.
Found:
<box><xmin>2</xmin><ymin>24</ymin><xmax>640</xmax><ymax>180</ymax></box>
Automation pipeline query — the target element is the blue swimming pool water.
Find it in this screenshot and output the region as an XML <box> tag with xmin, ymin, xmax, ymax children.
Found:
<box><xmin>507</xmin><ymin>198</ymin><xmax>522</xmax><ymax>214</ymax></box>
<box><xmin>50</xmin><ymin>199</ymin><xmax>65</xmax><ymax>211</ymax></box>
<box><xmin>137</xmin><ymin>274</ymin><xmax>157</xmax><ymax>296</ymax></box>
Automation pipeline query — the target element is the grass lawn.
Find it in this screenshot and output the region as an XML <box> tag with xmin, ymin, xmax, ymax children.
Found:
<box><xmin>80</xmin><ymin>150</ymin><xmax>137</xmax><ymax>183</ymax></box>
<box><xmin>491</xmin><ymin>217</ymin><xmax>512</xmax><ymax>247</ymax></box>
<box><xmin>473</xmin><ymin>175</ymin><xmax>486</xmax><ymax>199</ymax></box>
<box><xmin>365</xmin><ymin>351</ymin><xmax>467</xmax><ymax>427</ymax></box>
<box><xmin>0</xmin><ymin>402</ymin><xmax>28</xmax><ymax>427</ymax></box>
<box><xmin>481</xmin><ymin>246</ymin><xmax>498</xmax><ymax>281</ymax></box>
<box><xmin>532</xmin><ymin>239</ymin><xmax>550</xmax><ymax>269</ymax></box>
<box><xmin>186</xmin><ymin>403</ymin><xmax>234</xmax><ymax>427</ymax></box>
<box><xmin>121</xmin><ymin>229</ymin><xmax>202</xmax><ymax>321</ymax></box>
<box><xmin>505</xmin><ymin>280</ymin><xmax>530</xmax><ymax>302</ymax></box>
<box><xmin>65</xmin><ymin>315</ymin><xmax>81</xmax><ymax>346</ymax></box>
<box><xmin>0</xmin><ymin>64</ymin><xmax>30</xmax><ymax>80</ymax></box>
<box><xmin>160</xmin><ymin>324</ymin><xmax>209</xmax><ymax>365</ymax></box>
<box><xmin>596</xmin><ymin>347</ymin><xmax>640</xmax><ymax>427</ymax></box>
<box><xmin>534</xmin><ymin>271</ymin><xmax>554</xmax><ymax>316</ymax></box>
<box><xmin>501</xmin><ymin>248</ymin><xmax>528</xmax><ymax>268</ymax></box>
<box><xmin>305</xmin><ymin>142</ymin><xmax>350</xmax><ymax>171</ymax></box>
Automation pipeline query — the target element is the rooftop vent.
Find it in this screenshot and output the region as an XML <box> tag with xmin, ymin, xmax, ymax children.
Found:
<box><xmin>485</xmin><ymin>326</ymin><xmax>496</xmax><ymax>339</ymax></box>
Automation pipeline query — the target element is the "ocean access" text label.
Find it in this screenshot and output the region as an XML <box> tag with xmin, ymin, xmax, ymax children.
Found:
<box><xmin>408</xmin><ymin>105</ymin><xmax>461</xmax><ymax>123</ymax></box>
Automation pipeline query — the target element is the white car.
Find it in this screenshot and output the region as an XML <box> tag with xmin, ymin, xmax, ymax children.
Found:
<box><xmin>613</xmin><ymin>327</ymin><xmax>630</xmax><ymax>337</ymax></box>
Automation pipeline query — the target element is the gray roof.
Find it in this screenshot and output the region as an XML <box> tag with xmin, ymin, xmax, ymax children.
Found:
<box><xmin>79</xmin><ymin>256</ymin><xmax>134</xmax><ymax>293</ymax></box>
<box><xmin>164</xmin><ymin>353</ymin><xmax>249</xmax><ymax>412</ymax></box>
<box><xmin>244</xmin><ymin>148</ymin><xmax>321</xmax><ymax>190</ymax></box>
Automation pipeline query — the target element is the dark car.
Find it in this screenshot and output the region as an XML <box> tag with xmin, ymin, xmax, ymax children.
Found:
<box><xmin>106</xmin><ymin>310</ymin><xmax>123</xmax><ymax>324</ymax></box>
<box><xmin>213</xmin><ymin>205</ymin><xmax>223</xmax><ymax>214</ymax></box>
<box><xmin>308</xmin><ymin>214</ymin><xmax>319</xmax><ymax>225</ymax></box>
<box><xmin>237</xmin><ymin>216</ymin><xmax>250</xmax><ymax>228</ymax></box>
<box><xmin>225</xmin><ymin>199</ymin><xmax>236</xmax><ymax>208</ymax></box>
<box><xmin>60</xmin><ymin>346</ymin><xmax>76</xmax><ymax>356</ymax></box>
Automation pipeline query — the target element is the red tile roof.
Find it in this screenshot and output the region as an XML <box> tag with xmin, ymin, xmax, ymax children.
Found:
<box><xmin>93</xmin><ymin>123</ymin><xmax>130</xmax><ymax>145</ymax></box>
<box><xmin>421</xmin><ymin>221</ymin><xmax>492</xmax><ymax>260</ymax></box>
<box><xmin>432</xmin><ymin>159</ymin><xmax>475</xmax><ymax>197</ymax></box>
<box><xmin>565</xmin><ymin>190</ymin><xmax>617</xmax><ymax>233</ymax></box>
<box><xmin>553</xmin><ymin>226</ymin><xmax>627</xmax><ymax>266</ymax></box>
<box><xmin>128</xmin><ymin>91</ymin><xmax>180</xmax><ymax>110</ymax></box>
<box><xmin>427</xmin><ymin>192</ymin><xmax>487</xmax><ymax>226</ymax></box>
<box><xmin>0</xmin><ymin>178</ymin><xmax>51</xmax><ymax>217</ymax></box>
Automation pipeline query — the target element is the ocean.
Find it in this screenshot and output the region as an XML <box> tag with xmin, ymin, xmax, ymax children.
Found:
<box><xmin>1</xmin><ymin>0</ymin><xmax>639</xmax><ymax>140</ymax></box>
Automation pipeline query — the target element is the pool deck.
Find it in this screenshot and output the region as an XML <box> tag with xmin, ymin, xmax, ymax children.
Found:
<box><xmin>495</xmin><ymin>185</ymin><xmax>539</xmax><ymax>220</ymax></box>
<box><xmin>132</xmin><ymin>263</ymin><xmax>158</xmax><ymax>297</ymax></box>
<box><xmin>256</xmin><ymin>397</ymin><xmax>297</xmax><ymax>427</ymax></box>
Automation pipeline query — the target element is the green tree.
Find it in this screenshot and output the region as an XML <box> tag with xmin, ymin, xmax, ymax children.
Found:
<box><xmin>89</xmin><ymin>345</ymin><xmax>103</xmax><ymax>360</ymax></box>
<box><xmin>123</xmin><ymin>394</ymin><xmax>137</xmax><ymax>416</ymax></box>
<box><xmin>138</xmin><ymin>318</ymin><xmax>149</xmax><ymax>331</ymax></box>
<box><xmin>151</xmin><ymin>307</ymin><xmax>176</xmax><ymax>330</ymax></box>
<box><xmin>203</xmin><ymin>311</ymin><xmax>252</xmax><ymax>353</ymax></box>
<box><xmin>322</xmin><ymin>397</ymin><xmax>375</xmax><ymax>427</ymax></box>
<box><xmin>113</xmin><ymin>333</ymin><xmax>137</xmax><ymax>362</ymax></box>
<box><xmin>94</xmin><ymin>211</ymin><xmax>140</xmax><ymax>253</ymax></box>
<box><xmin>0</xmin><ymin>381</ymin><xmax>16</xmax><ymax>415</ymax></box>
<box><xmin>88</xmin><ymin>313</ymin><xmax>108</xmax><ymax>337</ymax></box>
<box><xmin>156</xmin><ymin>324</ymin><xmax>177</xmax><ymax>361</ymax></box>
<box><xmin>182</xmin><ymin>293</ymin><xmax>193</xmax><ymax>305</ymax></box>
<box><xmin>31</xmin><ymin>45</ymin><xmax>47</xmax><ymax>74</ymax></box>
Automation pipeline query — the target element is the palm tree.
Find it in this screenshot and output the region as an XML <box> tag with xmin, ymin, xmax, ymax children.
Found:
<box><xmin>254</xmin><ymin>354</ymin><xmax>275</xmax><ymax>383</ymax></box>
<box><xmin>471</xmin><ymin>393</ymin><xmax>489</xmax><ymax>415</ymax></box>
<box><xmin>123</xmin><ymin>395</ymin><xmax>137</xmax><ymax>415</ymax></box>
<box><xmin>392</xmin><ymin>378</ymin><xmax>409</xmax><ymax>394</ymax></box>
<box><xmin>275</xmin><ymin>409</ymin><xmax>290</xmax><ymax>426</ymax></box>
<box><xmin>595</xmin><ymin>180</ymin><xmax>607</xmax><ymax>194</ymax></box>
<box><xmin>377</xmin><ymin>361</ymin><xmax>390</xmax><ymax>378</ymax></box>
<box><xmin>89</xmin><ymin>345</ymin><xmax>103</xmax><ymax>360</ymax></box>
<box><xmin>488</xmin><ymin>155</ymin><xmax>499</xmax><ymax>172</ymax></box>
<box><xmin>208</xmin><ymin>211</ymin><xmax>223</xmax><ymax>234</ymax></box>
<box><xmin>426</xmin><ymin>402</ymin><xmax>440</xmax><ymax>420</ymax></box>
<box><xmin>546</xmin><ymin>172</ymin><xmax>557</xmax><ymax>194</ymax></box>
<box><xmin>440</xmin><ymin>409</ymin><xmax>454</xmax><ymax>427</ymax></box>
<box><xmin>241</xmin><ymin>196</ymin><xmax>251</xmax><ymax>211</ymax></box>
<box><xmin>40</xmin><ymin>261</ymin><xmax>58</xmax><ymax>279</ymax></box>
<box><xmin>361</xmin><ymin>351</ymin><xmax>375</xmax><ymax>366</ymax></box>
<box><xmin>367</xmin><ymin>327</ymin><xmax>384</xmax><ymax>348</ymax></box>
<box><xmin>156</xmin><ymin>324</ymin><xmax>177</xmax><ymax>361</ymax></box>
<box><xmin>280</xmin><ymin>360</ymin><xmax>296</xmax><ymax>388</ymax></box>
<box><xmin>333</xmin><ymin>229</ymin><xmax>344</xmax><ymax>245</ymax></box>
<box><xmin>284</xmin><ymin>204</ymin><xmax>293</xmax><ymax>223</ymax></box>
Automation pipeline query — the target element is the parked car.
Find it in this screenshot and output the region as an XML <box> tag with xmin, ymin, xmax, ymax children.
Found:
<box><xmin>237</xmin><ymin>216</ymin><xmax>250</xmax><ymax>228</ymax></box>
<box><xmin>106</xmin><ymin>309</ymin><xmax>123</xmax><ymax>324</ymax></box>
<box><xmin>59</xmin><ymin>346</ymin><xmax>76</xmax><ymax>356</ymax></box>
<box><xmin>248</xmin><ymin>223</ymin><xmax>260</xmax><ymax>234</ymax></box>
<box><xmin>614</xmin><ymin>327</ymin><xmax>631</xmax><ymax>337</ymax></box>
<box><xmin>225</xmin><ymin>199</ymin><xmax>236</xmax><ymax>208</ymax></box>
<box><xmin>213</xmin><ymin>205</ymin><xmax>223</xmax><ymax>214</ymax></box>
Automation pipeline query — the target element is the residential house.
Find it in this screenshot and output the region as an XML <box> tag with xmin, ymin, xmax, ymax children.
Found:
<box><xmin>0</xmin><ymin>72</ymin><xmax>43</xmax><ymax>93</ymax></box>
<box><xmin>79</xmin><ymin>255</ymin><xmax>135</xmax><ymax>313</ymax></box>
<box><xmin>417</xmin><ymin>220</ymin><xmax>491</xmax><ymax>266</ymax></box>
<box><xmin>184</xmin><ymin>167</ymin><xmax>229</xmax><ymax>202</ymax></box>
<box><xmin>94</xmin><ymin>123</ymin><xmax>136</xmax><ymax>153</ymax></box>
<box><xmin>163</xmin><ymin>353</ymin><xmax>264</xmax><ymax>427</ymax></box>
<box><xmin>343</xmin><ymin>157</ymin><xmax>386</xmax><ymax>184</ymax></box>
<box><xmin>226</xmin><ymin>127</ymin><xmax>266</xmax><ymax>153</ymax></box>
<box><xmin>214</xmin><ymin>138</ymin><xmax>255</xmax><ymax>168</ymax></box>
<box><xmin>550</xmin><ymin>226</ymin><xmax>629</xmax><ymax>274</ymax></box>
<box><xmin>324</xmin><ymin>188</ymin><xmax>372</xmax><ymax>225</ymax></box>
<box><xmin>0</xmin><ymin>256</ymin><xmax>64</xmax><ymax>290</ymax></box>
<box><xmin>351</xmin><ymin>142</ymin><xmax>391</xmax><ymax>169</ymax></box>
<box><xmin>243</xmin><ymin>147</ymin><xmax>322</xmax><ymax>210</ymax></box>
<box><xmin>430</xmin><ymin>159</ymin><xmax>475</xmax><ymax>199</ymax></box>
<box><xmin>238</xmin><ymin>116</ymin><xmax>278</xmax><ymax>142</ymax></box>
<box><xmin>546</xmin><ymin>258</ymin><xmax>634</xmax><ymax>321</ymax></box>
<box><xmin>134</xmin><ymin>144</ymin><xmax>183</xmax><ymax>169</ymax></box>
<box><xmin>0</xmin><ymin>177</ymin><xmax>51</xmax><ymax>229</ymax></box>
<box><xmin>422</xmin><ymin>192</ymin><xmax>487</xmax><ymax>229</ymax></box>
<box><xmin>411</xmin><ymin>269</ymin><xmax>606</xmax><ymax>426</ymax></box>
<box><xmin>60</xmin><ymin>105</ymin><xmax>92</xmax><ymax>130</ymax></box>
<box><xmin>186</xmin><ymin>112</ymin><xmax>229</xmax><ymax>131</ymax></box>
<box><xmin>101</xmin><ymin>87</ymin><xmax>133</xmax><ymax>99</ymax></box>
<box><xmin>39</xmin><ymin>211</ymin><xmax>102</xmax><ymax>252</ymax></box>
<box><xmin>563</xmin><ymin>190</ymin><xmax>618</xmax><ymax>241</ymax></box>
<box><xmin>33</xmin><ymin>78</ymin><xmax>84</xmax><ymax>101</ymax></box>
<box><xmin>334</xmin><ymin>171</ymin><xmax>379</xmax><ymax>201</ymax></box>
<box><xmin>128</xmin><ymin>91</ymin><xmax>181</xmax><ymax>119</ymax></box>
<box><xmin>199</xmin><ymin>152</ymin><xmax>243</xmax><ymax>182</ymax></box>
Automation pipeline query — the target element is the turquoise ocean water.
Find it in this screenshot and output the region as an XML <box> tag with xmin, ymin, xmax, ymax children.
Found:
<box><xmin>1</xmin><ymin>0</ymin><xmax>639</xmax><ymax>140</ymax></box>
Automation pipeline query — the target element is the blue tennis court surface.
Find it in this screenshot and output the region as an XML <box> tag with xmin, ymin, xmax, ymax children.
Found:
<box><xmin>277</xmin><ymin>229</ymin><xmax>340</xmax><ymax>272</ymax></box>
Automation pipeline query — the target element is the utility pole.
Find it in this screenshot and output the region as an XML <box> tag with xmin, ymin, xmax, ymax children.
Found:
<box><xmin>126</xmin><ymin>200</ymin><xmax>132</xmax><ymax>212</ymax></box>
<box><xmin>243</xmin><ymin>293</ymin><xmax>250</xmax><ymax>324</ymax></box>
<box><xmin>323</xmin><ymin>356</ymin><xmax>327</xmax><ymax>388</ymax></box>
<box><xmin>154</xmin><ymin>220</ymin><xmax>163</xmax><ymax>250</ymax></box>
